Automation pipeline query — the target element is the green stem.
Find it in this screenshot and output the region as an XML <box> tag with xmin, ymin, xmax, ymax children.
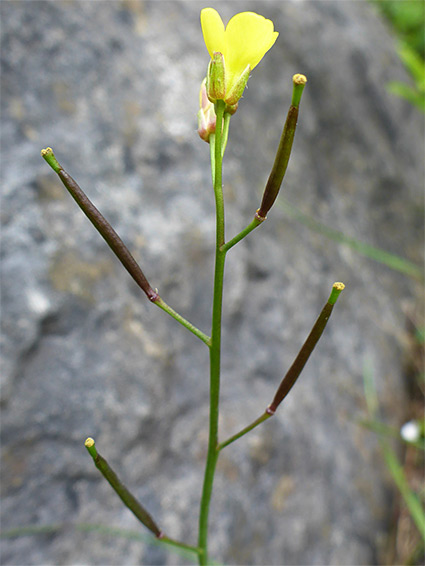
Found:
<box><xmin>209</xmin><ymin>134</ymin><xmax>216</xmax><ymax>186</ymax></box>
<box><xmin>221</xmin><ymin>216</ymin><xmax>263</xmax><ymax>253</ymax></box>
<box><xmin>221</xmin><ymin>112</ymin><xmax>231</xmax><ymax>157</ymax></box>
<box><xmin>155</xmin><ymin>297</ymin><xmax>211</xmax><ymax>346</ymax></box>
<box><xmin>198</xmin><ymin>100</ymin><xmax>226</xmax><ymax>566</ymax></box>
<box><xmin>218</xmin><ymin>411</ymin><xmax>272</xmax><ymax>452</ymax></box>
<box><xmin>1</xmin><ymin>523</ymin><xmax>202</xmax><ymax>561</ymax></box>
<box><xmin>160</xmin><ymin>535</ymin><xmax>203</xmax><ymax>556</ymax></box>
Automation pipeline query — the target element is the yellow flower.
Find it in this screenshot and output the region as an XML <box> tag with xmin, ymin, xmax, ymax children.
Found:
<box><xmin>201</xmin><ymin>8</ymin><xmax>278</xmax><ymax>105</ymax></box>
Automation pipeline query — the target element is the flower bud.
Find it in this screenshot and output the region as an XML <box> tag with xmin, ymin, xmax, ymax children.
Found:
<box><xmin>206</xmin><ymin>51</ymin><xmax>225</xmax><ymax>103</ymax></box>
<box><xmin>198</xmin><ymin>78</ymin><xmax>216</xmax><ymax>143</ymax></box>
<box><xmin>225</xmin><ymin>64</ymin><xmax>250</xmax><ymax>106</ymax></box>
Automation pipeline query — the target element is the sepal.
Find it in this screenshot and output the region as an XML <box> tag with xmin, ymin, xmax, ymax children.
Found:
<box><xmin>206</xmin><ymin>51</ymin><xmax>225</xmax><ymax>103</ymax></box>
<box><xmin>225</xmin><ymin>64</ymin><xmax>250</xmax><ymax>106</ymax></box>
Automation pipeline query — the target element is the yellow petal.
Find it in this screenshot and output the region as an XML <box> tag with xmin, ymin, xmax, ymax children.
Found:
<box><xmin>225</xmin><ymin>12</ymin><xmax>278</xmax><ymax>78</ymax></box>
<box><xmin>201</xmin><ymin>8</ymin><xmax>226</xmax><ymax>59</ymax></box>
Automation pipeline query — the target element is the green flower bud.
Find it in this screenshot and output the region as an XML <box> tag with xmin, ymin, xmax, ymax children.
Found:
<box><xmin>225</xmin><ymin>64</ymin><xmax>250</xmax><ymax>106</ymax></box>
<box><xmin>206</xmin><ymin>51</ymin><xmax>225</xmax><ymax>103</ymax></box>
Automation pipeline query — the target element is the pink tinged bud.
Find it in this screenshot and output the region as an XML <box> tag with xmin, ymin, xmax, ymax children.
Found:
<box><xmin>197</xmin><ymin>109</ymin><xmax>209</xmax><ymax>142</ymax></box>
<box><xmin>198</xmin><ymin>78</ymin><xmax>216</xmax><ymax>143</ymax></box>
<box><xmin>199</xmin><ymin>77</ymin><xmax>210</xmax><ymax>109</ymax></box>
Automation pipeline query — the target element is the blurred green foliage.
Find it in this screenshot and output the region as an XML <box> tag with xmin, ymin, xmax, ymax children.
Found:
<box><xmin>388</xmin><ymin>41</ymin><xmax>425</xmax><ymax>112</ymax></box>
<box><xmin>372</xmin><ymin>0</ymin><xmax>425</xmax><ymax>112</ymax></box>
<box><xmin>279</xmin><ymin>197</ymin><xmax>423</xmax><ymax>281</ymax></box>
<box><xmin>373</xmin><ymin>0</ymin><xmax>425</xmax><ymax>57</ymax></box>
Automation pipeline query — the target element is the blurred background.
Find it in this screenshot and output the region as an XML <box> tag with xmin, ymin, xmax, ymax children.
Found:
<box><xmin>1</xmin><ymin>1</ymin><xmax>423</xmax><ymax>564</ymax></box>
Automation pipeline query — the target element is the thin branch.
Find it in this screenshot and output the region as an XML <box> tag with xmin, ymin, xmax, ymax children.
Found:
<box><xmin>218</xmin><ymin>412</ymin><xmax>271</xmax><ymax>451</ymax></box>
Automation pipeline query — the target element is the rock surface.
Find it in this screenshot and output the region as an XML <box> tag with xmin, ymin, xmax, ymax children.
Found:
<box><xmin>1</xmin><ymin>1</ymin><xmax>423</xmax><ymax>565</ymax></box>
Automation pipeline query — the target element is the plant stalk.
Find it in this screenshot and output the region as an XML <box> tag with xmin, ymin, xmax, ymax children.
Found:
<box><xmin>221</xmin><ymin>216</ymin><xmax>263</xmax><ymax>253</ymax></box>
<box><xmin>198</xmin><ymin>100</ymin><xmax>226</xmax><ymax>566</ymax></box>
<box><xmin>218</xmin><ymin>411</ymin><xmax>272</xmax><ymax>452</ymax></box>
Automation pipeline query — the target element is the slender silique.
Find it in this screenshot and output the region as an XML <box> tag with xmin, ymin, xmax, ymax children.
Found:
<box><xmin>41</xmin><ymin>148</ymin><xmax>210</xmax><ymax>346</ymax></box>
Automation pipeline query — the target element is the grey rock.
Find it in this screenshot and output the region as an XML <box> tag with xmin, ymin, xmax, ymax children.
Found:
<box><xmin>1</xmin><ymin>1</ymin><xmax>423</xmax><ymax>565</ymax></box>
